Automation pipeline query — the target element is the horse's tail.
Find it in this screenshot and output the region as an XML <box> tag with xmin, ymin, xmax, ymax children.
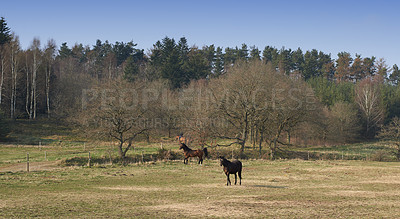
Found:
<box><xmin>203</xmin><ymin>148</ymin><xmax>208</xmax><ymax>158</ymax></box>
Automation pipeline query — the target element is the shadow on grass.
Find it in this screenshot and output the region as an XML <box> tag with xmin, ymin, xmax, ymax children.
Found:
<box><xmin>247</xmin><ymin>184</ymin><xmax>288</xmax><ymax>189</ymax></box>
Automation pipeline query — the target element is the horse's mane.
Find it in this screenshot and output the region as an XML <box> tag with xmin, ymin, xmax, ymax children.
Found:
<box><xmin>219</xmin><ymin>156</ymin><xmax>231</xmax><ymax>166</ymax></box>
<box><xmin>180</xmin><ymin>143</ymin><xmax>191</xmax><ymax>151</ymax></box>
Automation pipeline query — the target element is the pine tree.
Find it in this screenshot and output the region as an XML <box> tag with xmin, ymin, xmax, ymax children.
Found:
<box><xmin>335</xmin><ymin>52</ymin><xmax>352</xmax><ymax>82</ymax></box>
<box><xmin>214</xmin><ymin>47</ymin><xmax>224</xmax><ymax>77</ymax></box>
<box><xmin>389</xmin><ymin>64</ymin><xmax>400</xmax><ymax>85</ymax></box>
<box><xmin>123</xmin><ymin>56</ymin><xmax>139</xmax><ymax>82</ymax></box>
<box><xmin>350</xmin><ymin>54</ymin><xmax>364</xmax><ymax>81</ymax></box>
<box><xmin>0</xmin><ymin>17</ymin><xmax>11</xmax><ymax>45</ymax></box>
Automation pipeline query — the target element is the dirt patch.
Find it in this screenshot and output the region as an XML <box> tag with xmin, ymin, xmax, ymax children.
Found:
<box><xmin>0</xmin><ymin>161</ymin><xmax>60</xmax><ymax>172</ymax></box>
<box><xmin>98</xmin><ymin>186</ymin><xmax>177</xmax><ymax>192</ymax></box>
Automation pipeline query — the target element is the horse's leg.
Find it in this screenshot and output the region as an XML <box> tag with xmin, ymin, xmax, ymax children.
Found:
<box><xmin>238</xmin><ymin>170</ymin><xmax>242</xmax><ymax>185</ymax></box>
<box><xmin>234</xmin><ymin>173</ymin><xmax>237</xmax><ymax>185</ymax></box>
<box><xmin>226</xmin><ymin>173</ymin><xmax>231</xmax><ymax>186</ymax></box>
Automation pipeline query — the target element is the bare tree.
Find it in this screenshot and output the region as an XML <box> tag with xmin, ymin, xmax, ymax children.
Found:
<box><xmin>9</xmin><ymin>34</ymin><xmax>20</xmax><ymax>118</ymax></box>
<box><xmin>326</xmin><ymin>101</ymin><xmax>361</xmax><ymax>143</ymax></box>
<box><xmin>25</xmin><ymin>38</ymin><xmax>41</xmax><ymax>119</ymax></box>
<box><xmin>355</xmin><ymin>77</ymin><xmax>384</xmax><ymax>138</ymax></box>
<box><xmin>43</xmin><ymin>39</ymin><xmax>56</xmax><ymax>118</ymax></box>
<box><xmin>208</xmin><ymin>60</ymin><xmax>271</xmax><ymax>153</ymax></box>
<box><xmin>378</xmin><ymin>117</ymin><xmax>400</xmax><ymax>160</ymax></box>
<box><xmin>258</xmin><ymin>75</ymin><xmax>317</xmax><ymax>159</ymax></box>
<box><xmin>80</xmin><ymin>80</ymin><xmax>151</xmax><ymax>160</ymax></box>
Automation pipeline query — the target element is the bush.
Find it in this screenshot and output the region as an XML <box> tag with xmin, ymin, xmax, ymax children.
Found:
<box><xmin>156</xmin><ymin>148</ymin><xmax>182</xmax><ymax>161</ymax></box>
<box><xmin>371</xmin><ymin>150</ymin><xmax>392</xmax><ymax>162</ymax></box>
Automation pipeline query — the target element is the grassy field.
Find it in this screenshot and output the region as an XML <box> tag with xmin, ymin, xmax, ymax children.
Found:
<box><xmin>1</xmin><ymin>120</ymin><xmax>400</xmax><ymax>218</ymax></box>
<box><xmin>1</xmin><ymin>160</ymin><xmax>400</xmax><ymax>218</ymax></box>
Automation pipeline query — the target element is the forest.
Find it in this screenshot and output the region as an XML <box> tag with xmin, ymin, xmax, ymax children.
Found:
<box><xmin>1</xmin><ymin>17</ymin><xmax>400</xmax><ymax>159</ymax></box>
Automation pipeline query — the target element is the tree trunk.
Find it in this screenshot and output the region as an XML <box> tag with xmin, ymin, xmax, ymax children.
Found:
<box><xmin>25</xmin><ymin>55</ymin><xmax>30</xmax><ymax>118</ymax></box>
<box><xmin>270</xmin><ymin>139</ymin><xmax>277</xmax><ymax>160</ymax></box>
<box><xmin>259</xmin><ymin>131</ymin><xmax>264</xmax><ymax>158</ymax></box>
<box><xmin>0</xmin><ymin>58</ymin><xmax>4</xmax><ymax>105</ymax></box>
<box><xmin>241</xmin><ymin>112</ymin><xmax>249</xmax><ymax>153</ymax></box>
<box><xmin>45</xmin><ymin>64</ymin><xmax>51</xmax><ymax>118</ymax></box>
<box><xmin>118</xmin><ymin>142</ymin><xmax>126</xmax><ymax>160</ymax></box>
<box><xmin>10</xmin><ymin>46</ymin><xmax>17</xmax><ymax>119</ymax></box>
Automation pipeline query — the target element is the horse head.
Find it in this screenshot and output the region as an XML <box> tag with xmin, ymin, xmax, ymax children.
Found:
<box><xmin>219</xmin><ymin>156</ymin><xmax>225</xmax><ymax>166</ymax></box>
<box><xmin>179</xmin><ymin>143</ymin><xmax>186</xmax><ymax>150</ymax></box>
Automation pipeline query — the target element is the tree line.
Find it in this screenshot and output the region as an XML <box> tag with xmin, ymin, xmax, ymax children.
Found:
<box><xmin>1</xmin><ymin>17</ymin><xmax>400</xmax><ymax>157</ymax></box>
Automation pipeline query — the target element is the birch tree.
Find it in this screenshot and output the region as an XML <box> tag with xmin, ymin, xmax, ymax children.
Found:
<box><xmin>9</xmin><ymin>35</ymin><xmax>20</xmax><ymax>118</ymax></box>
<box><xmin>44</xmin><ymin>39</ymin><xmax>56</xmax><ymax>118</ymax></box>
<box><xmin>28</xmin><ymin>38</ymin><xmax>41</xmax><ymax>119</ymax></box>
<box><xmin>355</xmin><ymin>77</ymin><xmax>384</xmax><ymax>138</ymax></box>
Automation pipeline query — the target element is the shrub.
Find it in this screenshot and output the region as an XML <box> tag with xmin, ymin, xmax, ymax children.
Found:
<box><xmin>371</xmin><ymin>150</ymin><xmax>392</xmax><ymax>162</ymax></box>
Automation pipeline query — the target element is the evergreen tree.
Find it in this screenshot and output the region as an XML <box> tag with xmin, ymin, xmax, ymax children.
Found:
<box><xmin>177</xmin><ymin>37</ymin><xmax>189</xmax><ymax>64</ymax></box>
<box><xmin>237</xmin><ymin>43</ymin><xmax>248</xmax><ymax>60</ymax></box>
<box><xmin>262</xmin><ymin>46</ymin><xmax>278</xmax><ymax>66</ymax></box>
<box><xmin>203</xmin><ymin>44</ymin><xmax>216</xmax><ymax>73</ymax></box>
<box><xmin>0</xmin><ymin>17</ymin><xmax>11</xmax><ymax>45</ymax></box>
<box><xmin>362</xmin><ymin>56</ymin><xmax>376</xmax><ymax>77</ymax></box>
<box><xmin>302</xmin><ymin>49</ymin><xmax>319</xmax><ymax>80</ymax></box>
<box><xmin>224</xmin><ymin>47</ymin><xmax>237</xmax><ymax>64</ymax></box>
<box><xmin>160</xmin><ymin>37</ymin><xmax>185</xmax><ymax>89</ymax></box>
<box><xmin>375</xmin><ymin>58</ymin><xmax>391</xmax><ymax>79</ymax></box>
<box><xmin>123</xmin><ymin>56</ymin><xmax>139</xmax><ymax>82</ymax></box>
<box><xmin>214</xmin><ymin>46</ymin><xmax>224</xmax><ymax>77</ymax></box>
<box><xmin>112</xmin><ymin>41</ymin><xmax>137</xmax><ymax>66</ymax></box>
<box><xmin>389</xmin><ymin>64</ymin><xmax>400</xmax><ymax>85</ymax></box>
<box><xmin>335</xmin><ymin>52</ymin><xmax>352</xmax><ymax>82</ymax></box>
<box><xmin>350</xmin><ymin>54</ymin><xmax>364</xmax><ymax>81</ymax></box>
<box><xmin>58</xmin><ymin>42</ymin><xmax>72</xmax><ymax>59</ymax></box>
<box><xmin>291</xmin><ymin>47</ymin><xmax>304</xmax><ymax>73</ymax></box>
<box><xmin>277</xmin><ymin>47</ymin><xmax>292</xmax><ymax>74</ymax></box>
<box><xmin>249</xmin><ymin>46</ymin><xmax>261</xmax><ymax>61</ymax></box>
<box><xmin>182</xmin><ymin>47</ymin><xmax>210</xmax><ymax>80</ymax></box>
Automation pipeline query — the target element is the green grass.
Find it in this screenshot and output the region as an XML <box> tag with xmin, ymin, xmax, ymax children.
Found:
<box><xmin>2</xmin><ymin>160</ymin><xmax>400</xmax><ymax>218</ymax></box>
<box><xmin>2</xmin><ymin>119</ymin><xmax>400</xmax><ymax>217</ymax></box>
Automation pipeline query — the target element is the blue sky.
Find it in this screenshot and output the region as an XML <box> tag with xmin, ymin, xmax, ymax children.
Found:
<box><xmin>1</xmin><ymin>0</ymin><xmax>399</xmax><ymax>67</ymax></box>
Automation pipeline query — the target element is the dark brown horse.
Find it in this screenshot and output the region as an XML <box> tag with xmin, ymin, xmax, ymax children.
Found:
<box><xmin>219</xmin><ymin>156</ymin><xmax>242</xmax><ymax>186</ymax></box>
<box><xmin>179</xmin><ymin>143</ymin><xmax>208</xmax><ymax>164</ymax></box>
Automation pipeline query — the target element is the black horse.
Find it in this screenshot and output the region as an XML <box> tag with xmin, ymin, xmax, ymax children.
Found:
<box><xmin>219</xmin><ymin>156</ymin><xmax>242</xmax><ymax>186</ymax></box>
<box><xmin>179</xmin><ymin>143</ymin><xmax>208</xmax><ymax>165</ymax></box>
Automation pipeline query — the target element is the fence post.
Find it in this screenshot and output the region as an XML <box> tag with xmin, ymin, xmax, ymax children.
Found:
<box><xmin>39</xmin><ymin>141</ymin><xmax>42</xmax><ymax>151</ymax></box>
<box><xmin>88</xmin><ymin>151</ymin><xmax>91</xmax><ymax>167</ymax></box>
<box><xmin>27</xmin><ymin>152</ymin><xmax>30</xmax><ymax>172</ymax></box>
<box><xmin>141</xmin><ymin>151</ymin><xmax>144</xmax><ymax>163</ymax></box>
<box><xmin>307</xmin><ymin>151</ymin><xmax>310</xmax><ymax>160</ymax></box>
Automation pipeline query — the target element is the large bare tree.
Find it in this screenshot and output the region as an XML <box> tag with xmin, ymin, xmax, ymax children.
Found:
<box><xmin>355</xmin><ymin>76</ymin><xmax>384</xmax><ymax>138</ymax></box>
<box><xmin>80</xmin><ymin>80</ymin><xmax>152</xmax><ymax>160</ymax></box>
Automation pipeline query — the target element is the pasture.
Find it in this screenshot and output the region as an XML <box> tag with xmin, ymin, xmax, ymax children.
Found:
<box><xmin>2</xmin><ymin>159</ymin><xmax>400</xmax><ymax>218</ymax></box>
